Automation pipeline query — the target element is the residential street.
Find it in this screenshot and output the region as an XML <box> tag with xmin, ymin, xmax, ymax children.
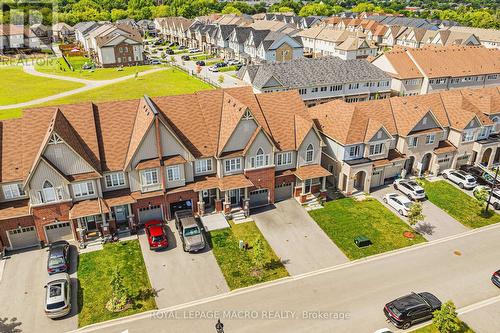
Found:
<box><xmin>74</xmin><ymin>223</ymin><xmax>500</xmax><ymax>333</ymax></box>
<box><xmin>371</xmin><ymin>185</ymin><xmax>469</xmax><ymax>241</ymax></box>
<box><xmin>252</xmin><ymin>199</ymin><xmax>348</xmax><ymax>275</ymax></box>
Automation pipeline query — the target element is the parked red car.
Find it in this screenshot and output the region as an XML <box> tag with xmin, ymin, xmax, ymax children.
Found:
<box><xmin>145</xmin><ymin>220</ymin><xmax>168</xmax><ymax>250</ymax></box>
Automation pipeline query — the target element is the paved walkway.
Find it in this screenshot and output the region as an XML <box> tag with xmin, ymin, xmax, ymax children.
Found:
<box><xmin>371</xmin><ymin>185</ymin><xmax>468</xmax><ymax>241</ymax></box>
<box><xmin>252</xmin><ymin>199</ymin><xmax>348</xmax><ymax>276</ymax></box>
<box><xmin>0</xmin><ymin>65</ymin><xmax>167</xmax><ymax>110</ymax></box>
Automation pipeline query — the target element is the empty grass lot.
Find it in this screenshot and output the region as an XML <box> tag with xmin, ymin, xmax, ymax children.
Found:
<box><xmin>35</xmin><ymin>56</ymin><xmax>159</xmax><ymax>80</ymax></box>
<box><xmin>0</xmin><ymin>66</ymin><xmax>83</xmax><ymax>107</ymax></box>
<box><xmin>209</xmin><ymin>221</ymin><xmax>288</xmax><ymax>290</ymax></box>
<box><xmin>420</xmin><ymin>180</ymin><xmax>500</xmax><ymax>228</ymax></box>
<box><xmin>78</xmin><ymin>240</ymin><xmax>156</xmax><ymax>327</ymax></box>
<box><xmin>309</xmin><ymin>198</ymin><xmax>426</xmax><ymax>260</ymax></box>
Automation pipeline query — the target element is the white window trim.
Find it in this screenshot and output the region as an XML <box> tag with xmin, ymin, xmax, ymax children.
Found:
<box><xmin>2</xmin><ymin>183</ymin><xmax>25</xmax><ymax>200</ymax></box>
<box><xmin>72</xmin><ymin>181</ymin><xmax>95</xmax><ymax>198</ymax></box>
<box><xmin>276</xmin><ymin>151</ymin><xmax>293</xmax><ymax>166</ymax></box>
<box><xmin>195</xmin><ymin>158</ymin><xmax>213</xmax><ymax>174</ymax></box>
<box><xmin>166</xmin><ymin>165</ymin><xmax>182</xmax><ymax>182</ymax></box>
<box><xmin>38</xmin><ymin>181</ymin><xmax>64</xmax><ymax>203</ymax></box>
<box><xmin>425</xmin><ymin>134</ymin><xmax>435</xmax><ymax>145</ymax></box>
<box><xmin>105</xmin><ymin>172</ymin><xmax>125</xmax><ymax>188</ymax></box>
<box><xmin>141</xmin><ymin>168</ymin><xmax>159</xmax><ymax>186</ymax></box>
<box><xmin>462</xmin><ymin>130</ymin><xmax>475</xmax><ymax>143</ymax></box>
<box><xmin>369</xmin><ymin>143</ymin><xmax>384</xmax><ymax>156</ymax></box>
<box><xmin>224</xmin><ymin>158</ymin><xmax>242</xmax><ymax>173</ymax></box>
<box><xmin>348</xmin><ymin>145</ymin><xmax>360</xmax><ymax>158</ymax></box>
<box><xmin>305</xmin><ymin>144</ymin><xmax>314</xmax><ymax>163</ymax></box>
<box><xmin>408</xmin><ymin>137</ymin><xmax>418</xmax><ymax>148</ymax></box>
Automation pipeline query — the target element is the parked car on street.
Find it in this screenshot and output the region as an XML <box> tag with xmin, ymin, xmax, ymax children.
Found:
<box><xmin>165</xmin><ymin>48</ymin><xmax>174</xmax><ymax>55</ymax></box>
<box><xmin>178</xmin><ymin>45</ymin><xmax>187</xmax><ymax>50</ymax></box>
<box><xmin>459</xmin><ymin>165</ymin><xmax>499</xmax><ymax>188</ymax></box>
<box><xmin>44</xmin><ymin>273</ymin><xmax>71</xmax><ymax>319</ymax></box>
<box><xmin>47</xmin><ymin>241</ymin><xmax>70</xmax><ymax>275</ymax></box>
<box><xmin>149</xmin><ymin>59</ymin><xmax>161</xmax><ymax>65</ymax></box>
<box><xmin>442</xmin><ymin>169</ymin><xmax>477</xmax><ymax>189</ymax></box>
<box><xmin>189</xmin><ymin>48</ymin><xmax>201</xmax><ymax>53</ymax></box>
<box><xmin>384</xmin><ymin>292</ymin><xmax>442</xmax><ymax>329</ymax></box>
<box><xmin>227</xmin><ymin>59</ymin><xmax>240</xmax><ymax>66</ymax></box>
<box><xmin>174</xmin><ymin>210</ymin><xmax>206</xmax><ymax>252</ymax></box>
<box><xmin>181</xmin><ymin>55</ymin><xmax>190</xmax><ymax>61</ymax></box>
<box><xmin>168</xmin><ymin>42</ymin><xmax>178</xmax><ymax>47</ymax></box>
<box><xmin>145</xmin><ymin>220</ymin><xmax>169</xmax><ymax>250</ymax></box>
<box><xmin>196</xmin><ymin>60</ymin><xmax>206</xmax><ymax>66</ymax></box>
<box><xmin>492</xmin><ymin>270</ymin><xmax>500</xmax><ymax>288</ymax></box>
<box><xmin>383</xmin><ymin>193</ymin><xmax>413</xmax><ymax>216</ymax></box>
<box><xmin>393</xmin><ymin>179</ymin><xmax>426</xmax><ymax>200</ymax></box>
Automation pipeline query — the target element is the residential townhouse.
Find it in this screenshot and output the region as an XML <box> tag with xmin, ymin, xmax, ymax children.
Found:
<box><xmin>74</xmin><ymin>21</ymin><xmax>101</xmax><ymax>51</ymax></box>
<box><xmin>309</xmin><ymin>87</ymin><xmax>500</xmax><ymax>196</ymax></box>
<box><xmin>0</xmin><ymin>87</ymin><xmax>331</xmax><ymax>251</ymax></box>
<box><xmin>154</xmin><ymin>17</ymin><xmax>194</xmax><ymax>46</ymax></box>
<box><xmin>262</xmin><ymin>13</ymin><xmax>323</xmax><ymax>29</ymax></box>
<box><xmin>371</xmin><ymin>45</ymin><xmax>500</xmax><ymax>96</ymax></box>
<box><xmin>52</xmin><ymin>22</ymin><xmax>75</xmax><ymax>43</ymax></box>
<box><xmin>0</xmin><ymin>24</ymin><xmax>51</xmax><ymax>51</ymax></box>
<box><xmin>237</xmin><ymin>57</ymin><xmax>391</xmax><ymax>106</ymax></box>
<box><xmin>448</xmin><ymin>26</ymin><xmax>500</xmax><ymax>49</ymax></box>
<box><xmin>0</xmin><ymin>24</ymin><xmax>25</xmax><ymax>50</ymax></box>
<box><xmin>87</xmin><ymin>24</ymin><xmax>144</xmax><ymax>67</ymax></box>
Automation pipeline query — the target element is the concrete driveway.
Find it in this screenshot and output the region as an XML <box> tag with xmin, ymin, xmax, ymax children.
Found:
<box><xmin>252</xmin><ymin>199</ymin><xmax>348</xmax><ymax>276</ymax></box>
<box><xmin>0</xmin><ymin>246</ymin><xmax>78</xmax><ymax>333</ymax></box>
<box><xmin>138</xmin><ymin>220</ymin><xmax>228</xmax><ymax>309</ymax></box>
<box><xmin>371</xmin><ymin>185</ymin><xmax>468</xmax><ymax>241</ymax></box>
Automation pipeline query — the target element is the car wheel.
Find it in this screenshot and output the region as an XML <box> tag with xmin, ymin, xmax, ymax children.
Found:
<box><xmin>443</xmin><ymin>173</ymin><xmax>448</xmax><ymax>179</ymax></box>
<box><xmin>402</xmin><ymin>322</ymin><xmax>411</xmax><ymax>330</ymax></box>
<box><xmin>407</xmin><ymin>193</ymin><xmax>413</xmax><ymax>200</ymax></box>
<box><xmin>383</xmin><ymin>198</ymin><xmax>387</xmax><ymax>203</ymax></box>
<box><xmin>459</xmin><ymin>183</ymin><xmax>464</xmax><ymax>189</ymax></box>
<box><xmin>393</xmin><ymin>184</ymin><xmax>398</xmax><ymax>189</ymax></box>
<box><xmin>183</xmin><ymin>243</ymin><xmax>188</xmax><ymax>252</ymax></box>
<box><xmin>399</xmin><ymin>209</ymin><xmax>404</xmax><ymax>216</ymax></box>
<box><xmin>494</xmin><ymin>203</ymin><xmax>500</xmax><ymax>210</ymax></box>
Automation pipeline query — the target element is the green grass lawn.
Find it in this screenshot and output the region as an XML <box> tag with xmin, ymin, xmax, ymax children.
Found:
<box><xmin>309</xmin><ymin>198</ymin><xmax>426</xmax><ymax>260</ymax></box>
<box><xmin>35</xmin><ymin>56</ymin><xmax>159</xmax><ymax>80</ymax></box>
<box><xmin>218</xmin><ymin>65</ymin><xmax>239</xmax><ymax>72</ymax></box>
<box><xmin>209</xmin><ymin>221</ymin><xmax>289</xmax><ymax>290</ymax></box>
<box><xmin>78</xmin><ymin>240</ymin><xmax>156</xmax><ymax>327</ymax></box>
<box><xmin>0</xmin><ymin>66</ymin><xmax>84</xmax><ymax>108</ymax></box>
<box><xmin>420</xmin><ymin>180</ymin><xmax>500</xmax><ymax>228</ymax></box>
<box><xmin>412</xmin><ymin>321</ymin><xmax>475</xmax><ymax>333</ymax></box>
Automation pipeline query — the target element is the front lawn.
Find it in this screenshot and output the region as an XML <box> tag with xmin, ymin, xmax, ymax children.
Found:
<box><xmin>0</xmin><ymin>66</ymin><xmax>84</xmax><ymax>107</ymax></box>
<box><xmin>218</xmin><ymin>65</ymin><xmax>239</xmax><ymax>72</ymax></box>
<box><xmin>412</xmin><ymin>321</ymin><xmax>475</xmax><ymax>333</ymax></box>
<box><xmin>35</xmin><ymin>57</ymin><xmax>159</xmax><ymax>80</ymax></box>
<box><xmin>209</xmin><ymin>221</ymin><xmax>289</xmax><ymax>290</ymax></box>
<box><xmin>78</xmin><ymin>240</ymin><xmax>156</xmax><ymax>327</ymax></box>
<box><xmin>309</xmin><ymin>198</ymin><xmax>426</xmax><ymax>260</ymax></box>
<box><xmin>420</xmin><ymin>180</ymin><xmax>500</xmax><ymax>228</ymax></box>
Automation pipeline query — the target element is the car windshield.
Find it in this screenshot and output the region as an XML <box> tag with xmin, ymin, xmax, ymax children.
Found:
<box><xmin>184</xmin><ymin>227</ymin><xmax>200</xmax><ymax>237</ymax></box>
<box><xmin>152</xmin><ymin>235</ymin><xmax>165</xmax><ymax>243</ymax></box>
<box><xmin>467</xmin><ymin>178</ymin><xmax>476</xmax><ymax>183</ymax></box>
<box><xmin>388</xmin><ymin>303</ymin><xmax>402</xmax><ymax>317</ymax></box>
<box><xmin>415</xmin><ymin>189</ymin><xmax>424</xmax><ymax>194</ymax></box>
<box><xmin>49</xmin><ymin>257</ymin><xmax>65</xmax><ymax>266</ymax></box>
<box><xmin>47</xmin><ymin>301</ymin><xmax>66</xmax><ymax>310</ymax></box>
<box><xmin>49</xmin><ymin>284</ymin><xmax>62</xmax><ymax>298</ymax></box>
<box><xmin>484</xmin><ymin>173</ymin><xmax>494</xmax><ymax>182</ymax></box>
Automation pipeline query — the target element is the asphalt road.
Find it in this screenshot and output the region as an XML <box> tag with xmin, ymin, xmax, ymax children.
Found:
<box><xmin>74</xmin><ymin>223</ymin><xmax>500</xmax><ymax>333</ymax></box>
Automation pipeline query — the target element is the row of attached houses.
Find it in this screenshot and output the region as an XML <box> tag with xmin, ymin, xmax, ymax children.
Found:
<box><xmin>237</xmin><ymin>56</ymin><xmax>392</xmax><ymax>105</ymax></box>
<box><xmin>371</xmin><ymin>45</ymin><xmax>500</xmax><ymax>96</ymax></box>
<box><xmin>0</xmin><ymin>24</ymin><xmax>52</xmax><ymax>51</ymax></box>
<box><xmin>0</xmin><ymin>87</ymin><xmax>331</xmax><ymax>251</ymax></box>
<box><xmin>310</xmin><ymin>87</ymin><xmax>500</xmax><ymax>195</ymax></box>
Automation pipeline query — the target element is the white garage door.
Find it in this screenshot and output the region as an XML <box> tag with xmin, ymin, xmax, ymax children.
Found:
<box><xmin>45</xmin><ymin>222</ymin><xmax>73</xmax><ymax>243</ymax></box>
<box><xmin>275</xmin><ymin>182</ymin><xmax>293</xmax><ymax>202</ymax></box>
<box><xmin>138</xmin><ymin>204</ymin><xmax>163</xmax><ymax>223</ymax></box>
<box><xmin>8</xmin><ymin>226</ymin><xmax>39</xmax><ymax>250</ymax></box>
<box><xmin>250</xmin><ymin>189</ymin><xmax>269</xmax><ymax>208</ymax></box>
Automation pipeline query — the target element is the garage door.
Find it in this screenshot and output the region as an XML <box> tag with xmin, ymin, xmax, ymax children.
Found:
<box><xmin>250</xmin><ymin>189</ymin><xmax>269</xmax><ymax>208</ymax></box>
<box><xmin>138</xmin><ymin>204</ymin><xmax>163</xmax><ymax>223</ymax></box>
<box><xmin>438</xmin><ymin>157</ymin><xmax>452</xmax><ymax>172</ymax></box>
<box><xmin>170</xmin><ymin>200</ymin><xmax>192</xmax><ymax>218</ymax></box>
<box><xmin>275</xmin><ymin>182</ymin><xmax>292</xmax><ymax>202</ymax></box>
<box><xmin>7</xmin><ymin>226</ymin><xmax>39</xmax><ymax>250</ymax></box>
<box><xmin>45</xmin><ymin>222</ymin><xmax>73</xmax><ymax>243</ymax></box>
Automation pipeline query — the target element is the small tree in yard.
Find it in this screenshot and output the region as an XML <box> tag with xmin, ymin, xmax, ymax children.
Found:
<box><xmin>432</xmin><ymin>300</ymin><xmax>461</xmax><ymax>333</ymax></box>
<box><xmin>408</xmin><ymin>201</ymin><xmax>425</xmax><ymax>225</ymax></box>
<box><xmin>106</xmin><ymin>267</ymin><xmax>130</xmax><ymax>312</ymax></box>
<box><xmin>252</xmin><ymin>237</ymin><xmax>266</xmax><ymax>279</ymax></box>
<box><xmin>474</xmin><ymin>187</ymin><xmax>489</xmax><ymax>207</ymax></box>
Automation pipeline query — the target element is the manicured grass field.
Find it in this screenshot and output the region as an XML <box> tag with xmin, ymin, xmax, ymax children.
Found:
<box><xmin>209</xmin><ymin>221</ymin><xmax>289</xmax><ymax>290</ymax></box>
<box><xmin>420</xmin><ymin>180</ymin><xmax>500</xmax><ymax>228</ymax></box>
<box><xmin>413</xmin><ymin>321</ymin><xmax>475</xmax><ymax>333</ymax></box>
<box><xmin>77</xmin><ymin>240</ymin><xmax>156</xmax><ymax>327</ymax></box>
<box><xmin>0</xmin><ymin>66</ymin><xmax>83</xmax><ymax>107</ymax></box>
<box><xmin>309</xmin><ymin>198</ymin><xmax>426</xmax><ymax>260</ymax></box>
<box><xmin>35</xmin><ymin>56</ymin><xmax>158</xmax><ymax>80</ymax></box>
<box><xmin>218</xmin><ymin>65</ymin><xmax>239</xmax><ymax>72</ymax></box>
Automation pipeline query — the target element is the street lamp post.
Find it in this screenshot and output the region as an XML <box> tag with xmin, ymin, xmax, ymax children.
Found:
<box><xmin>485</xmin><ymin>167</ymin><xmax>499</xmax><ymax>213</ymax></box>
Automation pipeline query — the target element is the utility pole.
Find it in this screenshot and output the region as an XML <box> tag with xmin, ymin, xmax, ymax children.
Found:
<box><xmin>485</xmin><ymin>167</ymin><xmax>499</xmax><ymax>213</ymax></box>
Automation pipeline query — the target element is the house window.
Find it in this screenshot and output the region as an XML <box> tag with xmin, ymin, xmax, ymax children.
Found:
<box><xmin>2</xmin><ymin>183</ymin><xmax>25</xmax><ymax>199</ymax></box>
<box><xmin>487</xmin><ymin>74</ymin><xmax>498</xmax><ymax>80</ymax></box>
<box><xmin>369</xmin><ymin>143</ymin><xmax>383</xmax><ymax>155</ymax></box>
<box><xmin>48</xmin><ymin>133</ymin><xmax>63</xmax><ymax>145</ymax></box>
<box><xmin>320</xmin><ymin>86</ymin><xmax>327</xmax><ymax>92</ymax></box>
<box><xmin>478</xmin><ymin>127</ymin><xmax>489</xmax><ymax>139</ymax></box>
<box><xmin>38</xmin><ymin>181</ymin><xmax>63</xmax><ymax>203</ymax></box>
<box><xmin>195</xmin><ymin>159</ymin><xmax>212</xmax><ymax>173</ymax></box>
<box><xmin>250</xmin><ymin>148</ymin><xmax>269</xmax><ymax>168</ymax></box>
<box><xmin>462</xmin><ymin>130</ymin><xmax>475</xmax><ymax>142</ymax></box>
<box><xmin>242</xmin><ymin>109</ymin><xmax>253</xmax><ymax>119</ymax></box>
<box><xmin>299</xmin><ymin>88</ymin><xmax>307</xmax><ymax>95</ymax></box>
<box><xmin>348</xmin><ymin>83</ymin><xmax>359</xmax><ymax>90</ymax></box>
<box><xmin>72</xmin><ymin>181</ymin><xmax>95</xmax><ymax>198</ymax></box>
<box><xmin>450</xmin><ymin>78</ymin><xmax>460</xmax><ymax>84</ymax></box>
<box><xmin>166</xmin><ymin>165</ymin><xmax>181</xmax><ymax>181</ymax></box>
<box><xmin>141</xmin><ymin>169</ymin><xmax>159</xmax><ymax>186</ymax></box>
<box><xmin>224</xmin><ymin>158</ymin><xmax>242</xmax><ymax>173</ymax></box>
<box><xmin>422</xmin><ymin>117</ymin><xmax>427</xmax><ymax>125</ymax></box>
<box><xmin>348</xmin><ymin>145</ymin><xmax>360</xmax><ymax>157</ymax></box>
<box><xmin>305</xmin><ymin>144</ymin><xmax>314</xmax><ymax>162</ymax></box>
<box><xmin>105</xmin><ymin>172</ymin><xmax>125</xmax><ymax>188</ymax></box>
<box><xmin>330</xmin><ymin>84</ymin><xmax>342</xmax><ymax>91</ymax></box>
<box><xmin>425</xmin><ymin>134</ymin><xmax>435</xmax><ymax>145</ymax></box>
<box><xmin>311</xmin><ymin>87</ymin><xmax>319</xmax><ymax>93</ymax></box>
<box><xmin>276</xmin><ymin>152</ymin><xmax>292</xmax><ymax>166</ymax></box>
<box><xmin>408</xmin><ymin>137</ymin><xmax>418</xmax><ymax>147</ymax></box>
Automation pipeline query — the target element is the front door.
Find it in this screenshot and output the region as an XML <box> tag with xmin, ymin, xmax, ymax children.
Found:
<box><xmin>114</xmin><ymin>205</ymin><xmax>128</xmax><ymax>222</ymax></box>
<box><xmin>304</xmin><ymin>179</ymin><xmax>312</xmax><ymax>194</ymax></box>
<box><xmin>229</xmin><ymin>189</ymin><xmax>240</xmax><ymax>206</ymax></box>
<box><xmin>85</xmin><ymin>216</ymin><xmax>97</xmax><ymax>231</ymax></box>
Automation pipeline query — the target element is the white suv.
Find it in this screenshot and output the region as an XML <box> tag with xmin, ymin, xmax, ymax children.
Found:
<box><xmin>442</xmin><ymin>169</ymin><xmax>477</xmax><ymax>189</ymax></box>
<box><xmin>393</xmin><ymin>179</ymin><xmax>426</xmax><ymax>200</ymax></box>
<box><xmin>473</xmin><ymin>185</ymin><xmax>500</xmax><ymax>210</ymax></box>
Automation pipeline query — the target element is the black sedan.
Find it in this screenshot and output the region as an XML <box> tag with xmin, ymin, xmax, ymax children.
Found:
<box><xmin>492</xmin><ymin>270</ymin><xmax>500</xmax><ymax>288</ymax></box>
<box><xmin>459</xmin><ymin>165</ymin><xmax>499</xmax><ymax>188</ymax></box>
<box><xmin>47</xmin><ymin>241</ymin><xmax>70</xmax><ymax>275</ymax></box>
<box><xmin>181</xmin><ymin>55</ymin><xmax>190</xmax><ymax>61</ymax></box>
<box><xmin>195</xmin><ymin>60</ymin><xmax>205</xmax><ymax>66</ymax></box>
<box><xmin>384</xmin><ymin>292</ymin><xmax>441</xmax><ymax>329</ymax></box>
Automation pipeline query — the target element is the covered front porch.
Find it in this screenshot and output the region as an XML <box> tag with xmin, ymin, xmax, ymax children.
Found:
<box><xmin>103</xmin><ymin>189</ymin><xmax>137</xmax><ymax>236</ymax></box>
<box><xmin>472</xmin><ymin>136</ymin><xmax>500</xmax><ymax>168</ymax></box>
<box><xmin>338</xmin><ymin>158</ymin><xmax>373</xmax><ymax>196</ymax></box>
<box><xmin>293</xmin><ymin>164</ymin><xmax>332</xmax><ymax>203</ymax></box>
<box><xmin>69</xmin><ymin>198</ymin><xmax>110</xmax><ymax>243</ymax></box>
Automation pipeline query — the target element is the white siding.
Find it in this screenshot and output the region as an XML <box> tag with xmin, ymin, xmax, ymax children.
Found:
<box><xmin>44</xmin><ymin>142</ymin><xmax>94</xmax><ymax>175</ymax></box>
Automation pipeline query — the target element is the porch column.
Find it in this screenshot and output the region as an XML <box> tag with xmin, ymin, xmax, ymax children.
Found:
<box><xmin>321</xmin><ymin>177</ymin><xmax>327</xmax><ymax>191</ymax></box>
<box><xmin>488</xmin><ymin>149</ymin><xmax>496</xmax><ymax>168</ymax></box>
<box><xmin>197</xmin><ymin>191</ymin><xmax>205</xmax><ymax>217</ymax></box>
<box><xmin>243</xmin><ymin>188</ymin><xmax>250</xmax><ymax>217</ymax></box>
<box><xmin>302</xmin><ymin>181</ymin><xmax>306</xmax><ymax>195</ymax></box>
<box><xmin>215</xmin><ymin>189</ymin><xmax>222</xmax><ymax>213</ymax></box>
<box><xmin>101</xmin><ymin>213</ymin><xmax>110</xmax><ymax>236</ymax></box>
<box><xmin>300</xmin><ymin>180</ymin><xmax>308</xmax><ymax>203</ymax></box>
<box><xmin>224</xmin><ymin>190</ymin><xmax>231</xmax><ymax>215</ymax></box>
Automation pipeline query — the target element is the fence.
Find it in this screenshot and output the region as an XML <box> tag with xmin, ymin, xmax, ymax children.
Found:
<box><xmin>170</xmin><ymin>62</ymin><xmax>220</xmax><ymax>88</ymax></box>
